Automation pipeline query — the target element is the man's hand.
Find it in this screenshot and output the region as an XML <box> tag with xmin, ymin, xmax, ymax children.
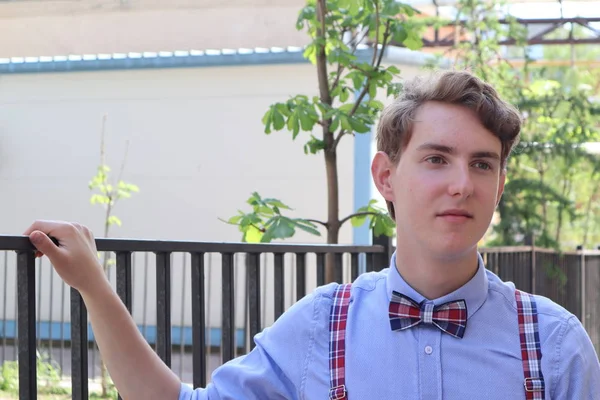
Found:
<box><xmin>23</xmin><ymin>220</ymin><xmax>108</xmax><ymax>295</ymax></box>
<box><xmin>23</xmin><ymin>220</ymin><xmax>183</xmax><ymax>399</ymax></box>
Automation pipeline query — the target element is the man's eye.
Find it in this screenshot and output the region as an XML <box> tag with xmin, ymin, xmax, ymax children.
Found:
<box><xmin>474</xmin><ymin>162</ymin><xmax>492</xmax><ymax>170</ymax></box>
<box><xmin>427</xmin><ymin>156</ymin><xmax>445</xmax><ymax>164</ymax></box>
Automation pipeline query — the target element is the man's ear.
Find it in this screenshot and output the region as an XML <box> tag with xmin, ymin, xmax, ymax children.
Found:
<box><xmin>371</xmin><ymin>151</ymin><xmax>395</xmax><ymax>202</ymax></box>
<box><xmin>496</xmin><ymin>170</ymin><xmax>506</xmax><ymax>207</ymax></box>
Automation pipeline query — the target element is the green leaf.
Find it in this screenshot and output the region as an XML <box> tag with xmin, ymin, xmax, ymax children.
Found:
<box><xmin>340</xmin><ymin>115</ymin><xmax>353</xmax><ymax>132</ymax></box>
<box><xmin>387</xmin><ymin>65</ymin><xmax>400</xmax><ymax>75</ymax></box>
<box><xmin>403</xmin><ymin>35</ymin><xmax>423</xmax><ymax>51</ymax></box>
<box><xmin>303</xmin><ymin>43</ymin><xmax>317</xmax><ymax>64</ymax></box>
<box><xmin>294</xmin><ymin>221</ymin><xmax>321</xmax><ymax>236</ymax></box>
<box><xmin>90</xmin><ymin>194</ymin><xmax>109</xmax><ymax>205</ymax></box>
<box><xmin>350</xmin><ymin>214</ymin><xmax>368</xmax><ymax>228</ymax></box>
<box><xmin>227</xmin><ymin>215</ymin><xmax>243</xmax><ymax>224</ymax></box>
<box><xmin>338</xmin><ymin>103</ymin><xmax>354</xmax><ymax>113</ymax></box>
<box><xmin>262</xmin><ymin>109</ymin><xmax>273</xmax><ymax>133</ymax></box>
<box><xmin>264</xmin><ymin>198</ymin><xmax>292</xmax><ymax>210</ymax></box>
<box><xmin>330</xmin><ymin>116</ymin><xmax>341</xmax><ymax>132</ymax></box>
<box><xmin>298</xmin><ymin>109</ymin><xmax>315</xmax><ymax>131</ymax></box>
<box><xmin>350</xmin><ymin>72</ymin><xmax>365</xmax><ymax>90</ymax></box>
<box><xmin>349</xmin><ymin>117</ymin><xmax>371</xmax><ymax>133</ymax></box>
<box><xmin>368</xmin><ymin>81</ymin><xmax>377</xmax><ymax>99</ymax></box>
<box><xmin>304</xmin><ymin>135</ymin><xmax>326</xmax><ymax>154</ymax></box>
<box><xmin>262</xmin><ymin>218</ymin><xmax>296</xmax><ymax>242</ymax></box>
<box><xmin>107</xmin><ymin>215</ymin><xmax>122</xmax><ymax>227</ymax></box>
<box><xmin>337</xmin><ymin>0</ymin><xmax>353</xmax><ymax>11</ymax></box>
<box><xmin>292</xmin><ymin>113</ymin><xmax>300</xmax><ymax>138</ymax></box>
<box><xmin>339</xmin><ymin>87</ymin><xmax>350</xmax><ymax>102</ymax></box>
<box><xmin>244</xmin><ymin>225</ymin><xmax>264</xmax><ymax>243</ymax></box>
<box><xmin>273</xmin><ymin>109</ymin><xmax>285</xmax><ymax>130</ymax></box>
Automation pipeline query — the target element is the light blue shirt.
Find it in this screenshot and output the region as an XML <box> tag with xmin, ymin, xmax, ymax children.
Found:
<box><xmin>180</xmin><ymin>253</ymin><xmax>600</xmax><ymax>399</ymax></box>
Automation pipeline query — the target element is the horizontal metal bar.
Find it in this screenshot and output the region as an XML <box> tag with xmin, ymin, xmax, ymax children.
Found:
<box><xmin>0</xmin><ymin>236</ymin><xmax>385</xmax><ymax>254</ymax></box>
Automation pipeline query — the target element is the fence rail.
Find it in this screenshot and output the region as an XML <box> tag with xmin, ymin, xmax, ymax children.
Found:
<box><xmin>0</xmin><ymin>235</ymin><xmax>388</xmax><ymax>399</ymax></box>
<box><xmin>0</xmin><ymin>236</ymin><xmax>599</xmax><ymax>399</ymax></box>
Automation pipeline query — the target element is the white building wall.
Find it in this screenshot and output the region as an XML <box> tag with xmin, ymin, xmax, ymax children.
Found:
<box><xmin>0</xmin><ymin>60</ymin><xmax>427</xmax><ymax>333</ymax></box>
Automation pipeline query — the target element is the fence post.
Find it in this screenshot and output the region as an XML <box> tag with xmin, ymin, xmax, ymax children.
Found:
<box><xmin>372</xmin><ymin>232</ymin><xmax>392</xmax><ymax>272</ymax></box>
<box><xmin>581</xmin><ymin>249</ymin><xmax>586</xmax><ymax>329</ymax></box>
<box><xmin>525</xmin><ymin>234</ymin><xmax>536</xmax><ymax>294</ymax></box>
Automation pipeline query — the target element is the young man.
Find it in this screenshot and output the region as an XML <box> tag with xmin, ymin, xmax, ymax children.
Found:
<box><xmin>25</xmin><ymin>71</ymin><xmax>600</xmax><ymax>399</ymax></box>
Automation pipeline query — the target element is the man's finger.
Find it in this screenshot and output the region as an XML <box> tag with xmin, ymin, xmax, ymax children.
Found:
<box><xmin>29</xmin><ymin>231</ymin><xmax>62</xmax><ymax>260</ymax></box>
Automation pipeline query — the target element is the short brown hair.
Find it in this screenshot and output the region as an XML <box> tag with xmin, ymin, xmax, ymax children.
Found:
<box><xmin>376</xmin><ymin>70</ymin><xmax>522</xmax><ymax>219</ymax></box>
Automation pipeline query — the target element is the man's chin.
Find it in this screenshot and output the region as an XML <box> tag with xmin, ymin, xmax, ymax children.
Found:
<box><xmin>428</xmin><ymin>239</ymin><xmax>479</xmax><ymax>261</ymax></box>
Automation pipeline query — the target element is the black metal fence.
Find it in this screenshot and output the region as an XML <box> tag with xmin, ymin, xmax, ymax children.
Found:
<box><xmin>480</xmin><ymin>246</ymin><xmax>600</xmax><ymax>354</ymax></box>
<box><xmin>0</xmin><ymin>235</ymin><xmax>388</xmax><ymax>400</ymax></box>
<box><xmin>0</xmin><ymin>236</ymin><xmax>599</xmax><ymax>399</ymax></box>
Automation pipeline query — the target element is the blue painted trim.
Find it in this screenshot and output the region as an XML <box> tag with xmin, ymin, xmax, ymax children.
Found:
<box><xmin>0</xmin><ymin>47</ymin><xmax>374</xmax><ymax>74</ymax></box>
<box><xmin>0</xmin><ymin>320</ymin><xmax>246</xmax><ymax>348</ymax></box>
<box><xmin>352</xmin><ymin>90</ymin><xmax>374</xmax><ymax>247</ymax></box>
<box><xmin>352</xmin><ymin>88</ymin><xmax>375</xmax><ymax>275</ymax></box>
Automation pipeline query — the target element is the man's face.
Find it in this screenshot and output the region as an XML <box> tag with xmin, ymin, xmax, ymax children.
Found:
<box><xmin>372</xmin><ymin>101</ymin><xmax>506</xmax><ymax>260</ymax></box>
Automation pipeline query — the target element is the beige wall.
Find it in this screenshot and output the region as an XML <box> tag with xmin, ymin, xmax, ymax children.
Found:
<box><xmin>0</xmin><ymin>60</ymin><xmax>427</xmax><ymax>329</ymax></box>
<box><xmin>0</xmin><ymin>0</ymin><xmax>308</xmax><ymax>58</ymax></box>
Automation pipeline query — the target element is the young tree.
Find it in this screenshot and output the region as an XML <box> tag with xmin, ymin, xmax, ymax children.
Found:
<box><xmin>88</xmin><ymin>115</ymin><xmax>139</xmax><ymax>397</ymax></box>
<box><xmin>225</xmin><ymin>0</ymin><xmax>426</xmax><ymax>280</ymax></box>
<box><xmin>435</xmin><ymin>0</ymin><xmax>600</xmax><ymax>249</ymax></box>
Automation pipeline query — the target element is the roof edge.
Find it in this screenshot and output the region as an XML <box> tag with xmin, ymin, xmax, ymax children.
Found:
<box><xmin>0</xmin><ymin>45</ymin><xmax>446</xmax><ymax>74</ymax></box>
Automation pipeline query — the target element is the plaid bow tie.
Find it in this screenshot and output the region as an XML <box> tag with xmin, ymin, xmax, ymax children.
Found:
<box><xmin>389</xmin><ymin>291</ymin><xmax>468</xmax><ymax>338</ymax></box>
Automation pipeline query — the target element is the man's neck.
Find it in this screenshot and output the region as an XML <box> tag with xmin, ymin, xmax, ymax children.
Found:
<box><xmin>394</xmin><ymin>243</ymin><xmax>479</xmax><ymax>300</ymax></box>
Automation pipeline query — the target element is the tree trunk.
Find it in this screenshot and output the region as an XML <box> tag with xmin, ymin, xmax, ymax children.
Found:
<box><xmin>314</xmin><ymin>0</ymin><xmax>340</xmax><ymax>283</ymax></box>
<box><xmin>324</xmin><ymin>145</ymin><xmax>340</xmax><ymax>283</ymax></box>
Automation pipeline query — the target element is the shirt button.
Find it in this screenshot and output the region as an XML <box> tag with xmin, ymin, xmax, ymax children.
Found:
<box><xmin>425</xmin><ymin>346</ymin><xmax>433</xmax><ymax>355</ymax></box>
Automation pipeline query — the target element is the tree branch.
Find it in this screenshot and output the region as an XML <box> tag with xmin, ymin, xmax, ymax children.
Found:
<box><xmin>332</xmin><ymin>20</ymin><xmax>392</xmax><ymax>150</ymax></box>
<box><xmin>339</xmin><ymin>211</ymin><xmax>381</xmax><ymax>227</ymax></box>
<box><xmin>305</xmin><ymin>218</ymin><xmax>329</xmax><ymax>228</ymax></box>
<box><xmin>375</xmin><ymin>20</ymin><xmax>392</xmax><ymax>69</ymax></box>
<box><xmin>316</xmin><ymin>0</ymin><xmax>332</xmax><ymax>108</ymax></box>
<box><xmin>316</xmin><ymin>0</ymin><xmax>334</xmax><ymax>150</ymax></box>
<box><xmin>371</xmin><ymin>1</ymin><xmax>380</xmax><ymax>66</ymax></box>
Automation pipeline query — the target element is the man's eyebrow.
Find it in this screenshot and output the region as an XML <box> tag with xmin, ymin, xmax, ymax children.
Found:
<box><xmin>416</xmin><ymin>142</ymin><xmax>501</xmax><ymax>161</ymax></box>
<box><xmin>416</xmin><ymin>143</ymin><xmax>454</xmax><ymax>154</ymax></box>
<box><xmin>472</xmin><ymin>151</ymin><xmax>501</xmax><ymax>161</ymax></box>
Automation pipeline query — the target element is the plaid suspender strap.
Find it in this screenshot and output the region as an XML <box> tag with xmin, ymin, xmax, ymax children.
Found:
<box><xmin>328</xmin><ymin>285</ymin><xmax>545</xmax><ymax>400</ymax></box>
<box><xmin>516</xmin><ymin>290</ymin><xmax>545</xmax><ymax>399</ymax></box>
<box><xmin>329</xmin><ymin>283</ymin><xmax>351</xmax><ymax>400</ymax></box>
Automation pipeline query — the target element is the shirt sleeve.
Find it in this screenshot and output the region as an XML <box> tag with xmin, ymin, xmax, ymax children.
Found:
<box><xmin>552</xmin><ymin>315</ymin><xmax>600</xmax><ymax>399</ymax></box>
<box><xmin>178</xmin><ymin>283</ymin><xmax>335</xmax><ymax>400</ymax></box>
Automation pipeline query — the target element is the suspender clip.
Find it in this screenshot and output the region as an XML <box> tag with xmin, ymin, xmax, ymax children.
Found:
<box><xmin>329</xmin><ymin>384</ymin><xmax>347</xmax><ymax>400</ymax></box>
<box><xmin>524</xmin><ymin>377</ymin><xmax>545</xmax><ymax>392</ymax></box>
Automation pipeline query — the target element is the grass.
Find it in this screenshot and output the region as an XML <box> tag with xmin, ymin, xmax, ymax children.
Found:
<box><xmin>0</xmin><ymin>390</ymin><xmax>117</xmax><ymax>399</ymax></box>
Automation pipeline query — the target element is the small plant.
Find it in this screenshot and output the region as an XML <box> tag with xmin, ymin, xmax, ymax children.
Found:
<box><xmin>36</xmin><ymin>350</ymin><xmax>69</xmax><ymax>395</ymax></box>
<box><xmin>0</xmin><ymin>360</ymin><xmax>19</xmax><ymax>394</ymax></box>
<box><xmin>88</xmin><ymin>114</ymin><xmax>139</xmax><ymax>397</ymax></box>
<box><xmin>0</xmin><ymin>350</ymin><xmax>69</xmax><ymax>396</ymax></box>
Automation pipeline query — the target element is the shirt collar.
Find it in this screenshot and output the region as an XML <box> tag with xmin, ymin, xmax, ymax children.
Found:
<box><xmin>385</xmin><ymin>251</ymin><xmax>488</xmax><ymax>320</ymax></box>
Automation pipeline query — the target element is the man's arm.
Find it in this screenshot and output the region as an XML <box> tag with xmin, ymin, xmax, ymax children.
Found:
<box><xmin>552</xmin><ymin>315</ymin><xmax>600</xmax><ymax>399</ymax></box>
<box><xmin>25</xmin><ymin>221</ymin><xmax>181</xmax><ymax>400</ymax></box>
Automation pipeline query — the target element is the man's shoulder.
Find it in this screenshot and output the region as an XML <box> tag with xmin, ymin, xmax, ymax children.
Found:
<box><xmin>309</xmin><ymin>269</ymin><xmax>388</xmax><ymax>308</ymax></box>
<box><xmin>486</xmin><ymin>270</ymin><xmax>574</xmax><ymax>326</ymax></box>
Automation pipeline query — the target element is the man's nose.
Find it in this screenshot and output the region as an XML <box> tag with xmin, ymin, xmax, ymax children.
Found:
<box><xmin>448</xmin><ymin>165</ymin><xmax>474</xmax><ymax>198</ymax></box>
